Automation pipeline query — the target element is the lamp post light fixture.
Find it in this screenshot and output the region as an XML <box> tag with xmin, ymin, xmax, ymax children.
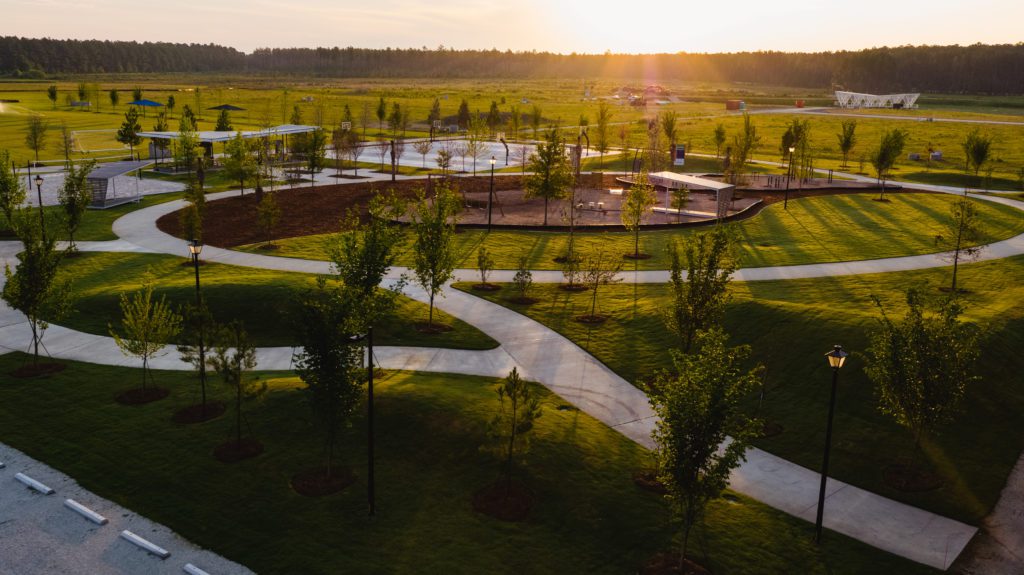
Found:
<box><xmin>33</xmin><ymin>174</ymin><xmax>46</xmax><ymax>239</ymax></box>
<box><xmin>187</xmin><ymin>239</ymin><xmax>209</xmax><ymax>418</ymax></box>
<box><xmin>487</xmin><ymin>156</ymin><xmax>496</xmax><ymax>231</ymax></box>
<box><xmin>815</xmin><ymin>344</ymin><xmax>849</xmax><ymax>544</ymax></box>
<box><xmin>349</xmin><ymin>328</ymin><xmax>376</xmax><ymax>516</ymax></box>
<box><xmin>784</xmin><ymin>146</ymin><xmax>796</xmax><ymax>209</ymax></box>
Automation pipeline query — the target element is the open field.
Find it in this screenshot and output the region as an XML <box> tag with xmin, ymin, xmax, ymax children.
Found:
<box><xmin>0</xmin><ymin>353</ymin><xmax>937</xmax><ymax>574</ymax></box>
<box><xmin>48</xmin><ymin>252</ymin><xmax>497</xmax><ymax>349</ymax></box>
<box><xmin>239</xmin><ymin>192</ymin><xmax>1024</xmax><ymax>270</ymax></box>
<box><xmin>457</xmin><ymin>254</ymin><xmax>1024</xmax><ymax>524</ymax></box>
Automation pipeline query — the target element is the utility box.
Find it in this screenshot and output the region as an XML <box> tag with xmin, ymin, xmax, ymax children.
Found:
<box><xmin>726</xmin><ymin>100</ymin><xmax>744</xmax><ymax>110</ymax></box>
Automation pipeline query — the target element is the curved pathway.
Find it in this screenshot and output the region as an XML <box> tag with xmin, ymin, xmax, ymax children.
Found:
<box><xmin>11</xmin><ymin>171</ymin><xmax>1024</xmax><ymax>570</ymax></box>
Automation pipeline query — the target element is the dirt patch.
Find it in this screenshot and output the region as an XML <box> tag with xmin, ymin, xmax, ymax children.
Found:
<box><xmin>291</xmin><ymin>466</ymin><xmax>356</xmax><ymax>497</ymax></box>
<box><xmin>640</xmin><ymin>552</ymin><xmax>709</xmax><ymax>575</ymax></box>
<box><xmin>575</xmin><ymin>314</ymin><xmax>609</xmax><ymax>324</ymax></box>
<box><xmin>116</xmin><ymin>387</ymin><xmax>170</xmax><ymax>405</ymax></box>
<box><xmin>415</xmin><ymin>322</ymin><xmax>454</xmax><ymax>334</ymax></box>
<box><xmin>172</xmin><ymin>401</ymin><xmax>227</xmax><ymax>424</ymax></box>
<box><xmin>471</xmin><ymin>283</ymin><xmax>501</xmax><ymax>291</ymax></box>
<box><xmin>632</xmin><ymin>469</ymin><xmax>667</xmax><ymax>495</ymax></box>
<box><xmin>10</xmin><ymin>362</ymin><xmax>66</xmax><ymax>378</ymax></box>
<box><xmin>884</xmin><ymin>462</ymin><xmax>944</xmax><ymax>492</ymax></box>
<box><xmin>214</xmin><ymin>438</ymin><xmax>264</xmax><ymax>463</ymax></box>
<box><xmin>760</xmin><ymin>420</ymin><xmax>784</xmax><ymax>438</ymax></box>
<box><xmin>472</xmin><ymin>481</ymin><xmax>533</xmax><ymax>522</ymax></box>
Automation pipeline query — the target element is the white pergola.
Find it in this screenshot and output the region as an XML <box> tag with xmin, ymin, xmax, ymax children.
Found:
<box><xmin>647</xmin><ymin>171</ymin><xmax>736</xmax><ymax>219</ymax></box>
<box><xmin>834</xmin><ymin>91</ymin><xmax>920</xmax><ymax>109</ymax></box>
<box><xmin>137</xmin><ymin>124</ymin><xmax>319</xmax><ymax>144</ymax></box>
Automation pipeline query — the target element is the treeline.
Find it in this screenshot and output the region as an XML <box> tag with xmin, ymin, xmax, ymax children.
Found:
<box><xmin>4</xmin><ymin>36</ymin><xmax>1024</xmax><ymax>94</ymax></box>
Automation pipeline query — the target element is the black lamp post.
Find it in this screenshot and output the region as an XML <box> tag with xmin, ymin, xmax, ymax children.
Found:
<box><xmin>487</xmin><ymin>156</ymin><xmax>496</xmax><ymax>230</ymax></box>
<box><xmin>33</xmin><ymin>174</ymin><xmax>45</xmax><ymax>239</ymax></box>
<box><xmin>350</xmin><ymin>328</ymin><xmax>376</xmax><ymax>516</ymax></box>
<box><xmin>187</xmin><ymin>239</ymin><xmax>208</xmax><ymax>416</ymax></box>
<box><xmin>784</xmin><ymin>146</ymin><xmax>795</xmax><ymax>209</ymax></box>
<box><xmin>815</xmin><ymin>344</ymin><xmax>848</xmax><ymax>544</ymax></box>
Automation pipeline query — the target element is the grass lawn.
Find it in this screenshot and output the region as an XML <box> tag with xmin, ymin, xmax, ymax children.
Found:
<box><xmin>239</xmin><ymin>192</ymin><xmax>1024</xmax><ymax>271</ymax></box>
<box><xmin>0</xmin><ymin>354</ymin><xmax>936</xmax><ymax>574</ymax></box>
<box><xmin>457</xmin><ymin>254</ymin><xmax>1024</xmax><ymax>524</ymax></box>
<box><xmin>50</xmin><ymin>252</ymin><xmax>496</xmax><ymax>350</ymax></box>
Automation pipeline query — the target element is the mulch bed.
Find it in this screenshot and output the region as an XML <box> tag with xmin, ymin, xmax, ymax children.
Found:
<box><xmin>471</xmin><ymin>283</ymin><xmax>501</xmax><ymax>291</ymax></box>
<box><xmin>640</xmin><ymin>552</ymin><xmax>710</xmax><ymax>575</ymax></box>
<box><xmin>632</xmin><ymin>469</ymin><xmax>667</xmax><ymax>495</ymax></box>
<box><xmin>172</xmin><ymin>401</ymin><xmax>227</xmax><ymax>424</ymax></box>
<box><xmin>560</xmin><ymin>284</ymin><xmax>589</xmax><ymax>292</ymax></box>
<box><xmin>883</xmin><ymin>463</ymin><xmax>944</xmax><ymax>492</ymax></box>
<box><xmin>760</xmin><ymin>420</ymin><xmax>785</xmax><ymax>438</ymax></box>
<box><xmin>213</xmin><ymin>438</ymin><xmax>264</xmax><ymax>463</ymax></box>
<box><xmin>291</xmin><ymin>466</ymin><xmax>356</xmax><ymax>497</ymax></box>
<box><xmin>116</xmin><ymin>387</ymin><xmax>170</xmax><ymax>405</ymax></box>
<box><xmin>415</xmin><ymin>322</ymin><xmax>454</xmax><ymax>334</ymax></box>
<box><xmin>10</xmin><ymin>362</ymin><xmax>66</xmax><ymax>378</ymax></box>
<box><xmin>472</xmin><ymin>481</ymin><xmax>533</xmax><ymax>522</ymax></box>
<box><xmin>575</xmin><ymin>314</ymin><xmax>609</xmax><ymax>324</ymax></box>
<box><xmin>506</xmin><ymin>296</ymin><xmax>539</xmax><ymax>305</ymax></box>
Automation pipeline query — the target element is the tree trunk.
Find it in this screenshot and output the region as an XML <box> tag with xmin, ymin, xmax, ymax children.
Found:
<box><xmin>428</xmin><ymin>293</ymin><xmax>435</xmax><ymax>326</ymax></box>
<box><xmin>236</xmin><ymin>377</ymin><xmax>242</xmax><ymax>445</ymax></box>
<box><xmin>543</xmin><ymin>196</ymin><xmax>549</xmax><ymax>226</ymax></box>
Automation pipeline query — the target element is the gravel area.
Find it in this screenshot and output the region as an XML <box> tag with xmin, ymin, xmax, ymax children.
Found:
<box><xmin>0</xmin><ymin>442</ymin><xmax>253</xmax><ymax>575</ymax></box>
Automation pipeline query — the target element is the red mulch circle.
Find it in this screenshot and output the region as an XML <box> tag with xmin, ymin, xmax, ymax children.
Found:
<box><xmin>624</xmin><ymin>253</ymin><xmax>653</xmax><ymax>260</ymax></box>
<box><xmin>872</xmin><ymin>197</ymin><xmax>893</xmax><ymax>203</ymax></box>
<box><xmin>213</xmin><ymin>438</ymin><xmax>264</xmax><ymax>463</ymax></box>
<box><xmin>883</xmin><ymin>463</ymin><xmax>944</xmax><ymax>492</ymax></box>
<box><xmin>471</xmin><ymin>283</ymin><xmax>502</xmax><ymax>291</ymax></box>
<box><xmin>472</xmin><ymin>481</ymin><xmax>533</xmax><ymax>522</ymax></box>
<box><xmin>415</xmin><ymin>322</ymin><xmax>454</xmax><ymax>334</ymax></box>
<box><xmin>632</xmin><ymin>469</ymin><xmax>667</xmax><ymax>495</ymax></box>
<box><xmin>507</xmin><ymin>296</ymin><xmax>539</xmax><ymax>305</ymax></box>
<box><xmin>291</xmin><ymin>466</ymin><xmax>356</xmax><ymax>497</ymax></box>
<box><xmin>560</xmin><ymin>284</ymin><xmax>589</xmax><ymax>292</ymax></box>
<box><xmin>115</xmin><ymin>387</ymin><xmax>170</xmax><ymax>405</ymax></box>
<box><xmin>640</xmin><ymin>552</ymin><xmax>710</xmax><ymax>575</ymax></box>
<box><xmin>10</xmin><ymin>362</ymin><xmax>66</xmax><ymax>378</ymax></box>
<box><xmin>575</xmin><ymin>314</ymin><xmax>608</xmax><ymax>324</ymax></box>
<box><xmin>172</xmin><ymin>401</ymin><xmax>227</xmax><ymax>424</ymax></box>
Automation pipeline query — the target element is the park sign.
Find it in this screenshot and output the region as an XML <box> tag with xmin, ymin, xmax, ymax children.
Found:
<box><xmin>673</xmin><ymin>144</ymin><xmax>686</xmax><ymax>166</ymax></box>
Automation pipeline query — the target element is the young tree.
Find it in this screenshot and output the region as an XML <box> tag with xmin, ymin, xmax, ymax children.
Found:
<box><xmin>525</xmin><ymin>127</ymin><xmax>573</xmax><ymax>225</ymax></box>
<box><xmin>387</xmin><ymin>102</ymin><xmax>402</xmax><ymax>136</ymax></box>
<box><xmin>24</xmin><ymin>115</ymin><xmax>49</xmax><ymax>163</ymax></box>
<box><xmin>427</xmin><ymin>97</ymin><xmax>442</xmax><ymax>125</ymax></box>
<box><xmin>713</xmin><ymin>123</ymin><xmax>726</xmax><ymax>158</ymax></box>
<box><xmin>306</xmin><ymin>128</ymin><xmax>328</xmax><ymax>186</ymax></box>
<box><xmin>487</xmin><ymin>101</ymin><xmax>502</xmax><ymax>134</ymax></box>
<box><xmin>108</xmin><ymin>88</ymin><xmax>119</xmax><ymax>109</ymax></box>
<box><xmin>374</xmin><ymin>139</ymin><xmax>389</xmax><ymax>172</ymax></box>
<box><xmin>594</xmin><ymin>100</ymin><xmax>613</xmax><ymax>164</ymax></box>
<box><xmin>166</xmin><ymin>94</ymin><xmax>176</xmax><ymax>114</ymax></box>
<box><xmin>837</xmin><ymin>120</ymin><xmax>857</xmax><ymax>168</ymax></box>
<box><xmin>376</xmin><ymin>96</ymin><xmax>387</xmax><ymax>134</ymax></box>
<box><xmin>257</xmin><ymin>191</ymin><xmax>281</xmax><ymax>247</ymax></box>
<box><xmin>214</xmin><ymin>109</ymin><xmax>232</xmax><ymax>132</ymax></box>
<box><xmin>2</xmin><ymin>220</ymin><xmax>72</xmax><ymax>365</ymax></box>
<box><xmin>116</xmin><ymin>107</ymin><xmax>142</xmax><ymax>160</ymax></box>
<box><xmin>0</xmin><ymin>151</ymin><xmax>27</xmax><ymax>230</ymax></box>
<box><xmin>660</xmin><ymin>110</ymin><xmax>680</xmax><ymax>162</ymax></box>
<box><xmin>508</xmin><ymin>104</ymin><xmax>521</xmax><ymax>141</ymax></box>
<box><xmin>489</xmin><ymin>367</ymin><xmax>542</xmax><ymax>494</ymax></box>
<box><xmin>180</xmin><ymin>105</ymin><xmax>199</xmax><ymax>131</ymax></box>
<box><xmin>530</xmin><ymin>104</ymin><xmax>542</xmax><ymax>139</ymax></box>
<box><xmin>513</xmin><ymin>144</ymin><xmax>530</xmax><ymax>176</ymax></box>
<box><xmin>644</xmin><ymin>120</ymin><xmax>663</xmax><ymax>172</ymax></box>
<box><xmin>435</xmin><ymin>145</ymin><xmax>453</xmax><ymax>176</ymax></box>
<box><xmin>454</xmin><ymin>141</ymin><xmax>470</xmax><ymax>173</ymax></box>
<box><xmin>457</xmin><ymin>98</ymin><xmax>471</xmax><ymax>130</ymax></box>
<box><xmin>647</xmin><ymin>328</ymin><xmax>761</xmax><ymax>566</ymax></box>
<box><xmin>670</xmin><ymin>185</ymin><xmax>690</xmax><ymax>223</ymax></box>
<box><xmin>293</xmin><ymin>280</ymin><xmax>366</xmax><ymax>480</ymax></box>
<box><xmin>391</xmin><ymin>138</ymin><xmax>407</xmax><ymax>180</ymax></box>
<box><xmin>934</xmin><ymin>196</ymin><xmax>985</xmax><ymax>292</ymax></box>
<box><xmin>961</xmin><ymin>128</ymin><xmax>993</xmax><ymax>189</ymax></box>
<box><xmin>177</xmin><ymin>301</ymin><xmax>217</xmax><ymax>419</ymax></box>
<box><xmin>347</xmin><ymin>132</ymin><xmax>365</xmax><ymax>177</ymax></box>
<box><xmin>513</xmin><ymin>254</ymin><xmax>533</xmax><ymax>301</ymax></box>
<box><xmin>580</xmin><ymin>249</ymin><xmax>623</xmax><ymax>321</ymax></box>
<box><xmin>620</xmin><ymin>172</ymin><xmax>657</xmax><ymax>258</ymax></box>
<box><xmin>465</xmin><ymin>129</ymin><xmax>488</xmax><ymax>175</ymax></box>
<box><xmin>413</xmin><ymin>139</ymin><xmax>433</xmax><ymax>169</ymax></box>
<box><xmin>173</xmin><ymin>121</ymin><xmax>200</xmax><ymax>177</ymax></box>
<box><xmin>131</xmin><ymin>86</ymin><xmax>143</xmax><ymax>102</ymax></box>
<box><xmin>664</xmin><ymin>225</ymin><xmax>738</xmax><ymax>352</ymax></box>
<box><xmin>109</xmin><ymin>281</ymin><xmax>182</xmax><ymax>394</ymax></box>
<box><xmin>870</xmin><ymin>128</ymin><xmax>908</xmax><ymax>200</ymax></box>
<box><xmin>727</xmin><ymin>113</ymin><xmax>760</xmax><ymax>184</ymax></box>
<box><xmin>47</xmin><ymin>85</ymin><xmax>58</xmax><ymax>109</ymax></box>
<box><xmin>208</xmin><ymin>321</ymin><xmax>260</xmax><ymax>448</ymax></box>
<box><xmin>865</xmin><ymin>290</ymin><xmax>981</xmax><ymax>466</ymax></box>
<box><xmin>332</xmin><ymin>124</ymin><xmax>352</xmax><ymax>175</ymax></box>
<box><xmin>410</xmin><ymin>185</ymin><xmax>460</xmax><ymax>327</ymax></box>
<box><xmin>223</xmin><ymin>132</ymin><xmax>256</xmax><ymax>196</ymax></box>
<box><xmin>58</xmin><ymin>159</ymin><xmax>96</xmax><ymax>250</ymax></box>
<box><xmin>476</xmin><ymin>246</ymin><xmax>495</xmax><ymax>287</ymax></box>
<box><xmin>359</xmin><ymin>101</ymin><xmax>372</xmax><ymax>137</ymax></box>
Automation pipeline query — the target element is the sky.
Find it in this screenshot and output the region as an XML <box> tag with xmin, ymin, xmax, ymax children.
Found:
<box><xmin>2</xmin><ymin>0</ymin><xmax>1022</xmax><ymax>54</ymax></box>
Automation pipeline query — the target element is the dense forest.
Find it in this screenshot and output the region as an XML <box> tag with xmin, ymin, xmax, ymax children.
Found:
<box><xmin>3</xmin><ymin>36</ymin><xmax>1024</xmax><ymax>94</ymax></box>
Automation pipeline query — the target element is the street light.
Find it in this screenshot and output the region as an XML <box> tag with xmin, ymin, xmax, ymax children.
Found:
<box><xmin>187</xmin><ymin>239</ymin><xmax>208</xmax><ymax>418</ymax></box>
<box><xmin>815</xmin><ymin>344</ymin><xmax>849</xmax><ymax>544</ymax></box>
<box><xmin>349</xmin><ymin>328</ymin><xmax>377</xmax><ymax>516</ymax></box>
<box><xmin>487</xmin><ymin>156</ymin><xmax>496</xmax><ymax>231</ymax></box>
<box><xmin>784</xmin><ymin>146</ymin><xmax>796</xmax><ymax>209</ymax></box>
<box><xmin>33</xmin><ymin>174</ymin><xmax>46</xmax><ymax>239</ymax></box>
